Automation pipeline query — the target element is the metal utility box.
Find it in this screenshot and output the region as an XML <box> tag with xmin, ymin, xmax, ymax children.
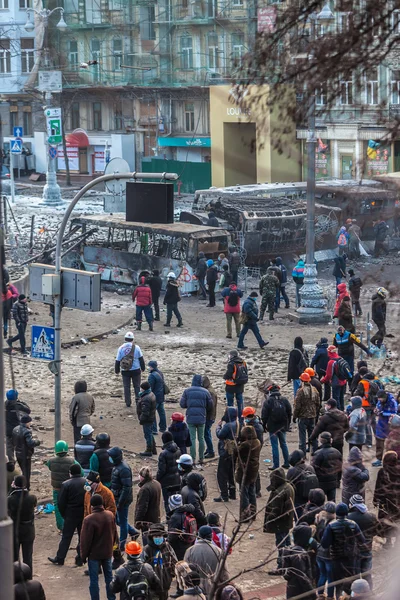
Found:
<box><xmin>42</xmin><ymin>274</ymin><xmax>61</xmax><ymax>296</ymax></box>
<box><xmin>29</xmin><ymin>263</ymin><xmax>101</xmax><ymax>312</ymax></box>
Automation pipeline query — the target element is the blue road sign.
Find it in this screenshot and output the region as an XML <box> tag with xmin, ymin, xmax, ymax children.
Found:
<box><xmin>13</xmin><ymin>126</ymin><xmax>23</xmax><ymax>138</ymax></box>
<box><xmin>49</xmin><ymin>146</ymin><xmax>57</xmax><ymax>159</ymax></box>
<box><xmin>31</xmin><ymin>325</ymin><xmax>55</xmax><ymax>361</ymax></box>
<box><xmin>10</xmin><ymin>139</ymin><xmax>22</xmax><ymax>154</ymax></box>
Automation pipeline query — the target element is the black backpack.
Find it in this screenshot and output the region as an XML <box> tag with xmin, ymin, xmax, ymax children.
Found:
<box><xmin>126</xmin><ymin>565</ymin><xmax>149</xmax><ymax>600</ymax></box>
<box><xmin>334</xmin><ymin>357</ymin><xmax>352</xmax><ymax>381</ymax></box>
<box><xmin>227</xmin><ymin>290</ymin><xmax>239</xmax><ymax>307</ymax></box>
<box><xmin>270</xmin><ymin>395</ymin><xmax>288</xmax><ymax>424</ymax></box>
<box><xmin>233</xmin><ymin>362</ymin><xmax>248</xmax><ymax>385</ymax></box>
<box><xmin>297</xmin><ymin>469</ymin><xmax>319</xmax><ymax>501</ymax></box>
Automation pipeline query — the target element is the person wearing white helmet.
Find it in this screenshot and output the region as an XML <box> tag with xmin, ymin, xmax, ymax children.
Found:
<box><xmin>115</xmin><ymin>331</ymin><xmax>145</xmax><ymax>407</ymax></box>
<box><xmin>74</xmin><ymin>424</ymin><xmax>96</xmax><ymax>476</ymax></box>
<box><xmin>371</xmin><ymin>287</ymin><xmax>387</xmax><ymax>347</ymax></box>
<box><xmin>163</xmin><ymin>272</ymin><xmax>183</xmax><ymax>328</ymax></box>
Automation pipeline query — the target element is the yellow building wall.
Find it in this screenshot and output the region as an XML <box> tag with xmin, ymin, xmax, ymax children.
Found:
<box><xmin>210</xmin><ymin>85</ymin><xmax>301</xmax><ymax>187</ymax></box>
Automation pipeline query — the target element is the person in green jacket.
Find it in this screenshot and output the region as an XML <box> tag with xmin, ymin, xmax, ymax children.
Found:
<box><xmin>45</xmin><ymin>440</ymin><xmax>82</xmax><ymax>531</ymax></box>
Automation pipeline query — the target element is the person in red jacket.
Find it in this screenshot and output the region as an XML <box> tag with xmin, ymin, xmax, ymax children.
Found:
<box><xmin>321</xmin><ymin>345</ymin><xmax>347</xmax><ymax>411</ymax></box>
<box><xmin>132</xmin><ymin>277</ymin><xmax>153</xmax><ymax>331</ymax></box>
<box><xmin>333</xmin><ymin>282</ymin><xmax>349</xmax><ymax>319</ymax></box>
<box><xmin>221</xmin><ymin>283</ymin><xmax>243</xmax><ymax>339</ymax></box>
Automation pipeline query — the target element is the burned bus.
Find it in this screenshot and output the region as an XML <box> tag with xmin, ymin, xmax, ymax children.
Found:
<box><xmin>70</xmin><ymin>214</ymin><xmax>231</xmax><ymax>292</ymax></box>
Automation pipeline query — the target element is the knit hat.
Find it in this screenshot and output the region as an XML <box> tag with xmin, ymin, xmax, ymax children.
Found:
<box><xmin>324</xmin><ymin>502</ymin><xmax>336</xmax><ymax>514</ymax></box>
<box><xmin>349</xmin><ymin>494</ymin><xmax>367</xmax><ymax>513</ymax></box>
<box><xmin>148</xmin><ymin>360</ymin><xmax>158</xmax><ymax>369</ymax></box>
<box><xmin>351</xmin><ymin>579</ymin><xmax>371</xmax><ymax>597</ymax></box>
<box><xmin>90</xmin><ymin>493</ymin><xmax>103</xmax><ymax>507</ymax></box>
<box><xmin>6</xmin><ymin>389</ymin><xmax>18</xmax><ymax>400</ymax></box>
<box><xmin>87</xmin><ymin>471</ymin><xmax>100</xmax><ymax>483</ymax></box>
<box><xmin>20</xmin><ymin>415</ymin><xmax>32</xmax><ymax>424</ymax></box>
<box><xmin>336</xmin><ymin>502</ymin><xmax>349</xmax><ymax>516</ymax></box>
<box><xmin>249</xmin><ymin>291</ymin><xmax>258</xmax><ymax>298</ymax></box>
<box><xmin>351</xmin><ymin>396</ymin><xmax>362</xmax><ymax>409</ymax></box>
<box><xmin>70</xmin><ymin>464</ymin><xmax>82</xmax><ymax>475</ymax></box>
<box><xmin>319</xmin><ymin>431</ymin><xmax>332</xmax><ymax>442</ymax></box>
<box><xmin>328</xmin><ymin>345</ymin><xmax>337</xmax><ymax>354</ymax></box>
<box><xmin>289</xmin><ymin>450</ymin><xmax>305</xmax><ymax>466</ymax></box>
<box><xmin>390</xmin><ymin>414</ymin><xmax>400</xmax><ymax>427</ymax></box>
<box><xmin>148</xmin><ymin>523</ymin><xmax>167</xmax><ymax>537</ymax></box>
<box><xmin>14</xmin><ymin>475</ymin><xmax>26</xmax><ymax>488</ymax></box>
<box><xmin>171</xmin><ymin>412</ymin><xmax>184</xmax><ymax>422</ymax></box>
<box><xmin>206</xmin><ymin>512</ymin><xmax>220</xmax><ymax>526</ymax></box>
<box><xmin>162</xmin><ymin>431</ymin><xmax>174</xmax><ymax>444</ymax></box>
<box><xmin>198</xmin><ymin>525</ymin><xmax>213</xmax><ymax>540</ymax></box>
<box><xmin>18</xmin><ymin>294</ymin><xmax>26</xmax><ymax>301</ymax></box>
<box><xmin>168</xmin><ymin>494</ymin><xmax>183</xmax><ymax>511</ymax></box>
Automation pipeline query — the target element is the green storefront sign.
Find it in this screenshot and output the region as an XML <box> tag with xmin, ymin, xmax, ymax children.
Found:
<box><xmin>157</xmin><ymin>137</ymin><xmax>211</xmax><ymax>148</ymax></box>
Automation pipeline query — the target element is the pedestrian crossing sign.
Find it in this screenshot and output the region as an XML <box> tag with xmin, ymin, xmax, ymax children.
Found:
<box><xmin>11</xmin><ymin>139</ymin><xmax>22</xmax><ymax>154</ymax></box>
<box><xmin>31</xmin><ymin>325</ymin><xmax>55</xmax><ymax>360</ymax></box>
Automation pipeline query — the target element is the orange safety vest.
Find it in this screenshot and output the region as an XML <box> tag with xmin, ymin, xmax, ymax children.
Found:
<box><xmin>360</xmin><ymin>379</ymin><xmax>371</xmax><ymax>407</ymax></box>
<box><xmin>225</xmin><ymin>362</ymin><xmax>246</xmax><ymax>386</ymax></box>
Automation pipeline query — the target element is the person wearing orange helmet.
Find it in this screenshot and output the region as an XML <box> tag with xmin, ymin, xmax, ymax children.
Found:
<box><xmin>293</xmin><ymin>373</ymin><xmax>320</xmax><ymax>455</ymax></box>
<box><xmin>242</xmin><ymin>406</ymin><xmax>264</xmax><ymax>499</ymax></box>
<box><xmin>304</xmin><ymin>367</ymin><xmax>323</xmax><ymax>409</ymax></box>
<box><xmin>110</xmin><ymin>540</ymin><xmax>161</xmax><ymax>600</ymax></box>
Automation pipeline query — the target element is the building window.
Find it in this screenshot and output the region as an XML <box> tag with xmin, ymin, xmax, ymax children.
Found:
<box><xmin>0</xmin><ymin>40</ymin><xmax>11</xmax><ymax>73</ymax></box>
<box><xmin>340</xmin><ymin>78</ymin><xmax>353</xmax><ymax>105</ymax></box>
<box><xmin>184</xmin><ymin>102</ymin><xmax>195</xmax><ymax>132</ymax></box>
<box><xmin>315</xmin><ymin>86</ymin><xmax>326</xmax><ymax>105</ymax></box>
<box><xmin>64</xmin><ymin>0</ymin><xmax>78</xmax><ymax>12</ymax></box>
<box><xmin>19</xmin><ymin>0</ymin><xmax>31</xmax><ymax>7</ymax></box>
<box><xmin>93</xmin><ymin>102</ymin><xmax>102</xmax><ymax>130</ymax></box>
<box><xmin>208</xmin><ymin>0</ymin><xmax>218</xmax><ymax>17</ymax></box>
<box><xmin>23</xmin><ymin>110</ymin><xmax>32</xmax><ymax>135</ymax></box>
<box><xmin>0</xmin><ymin>0</ymin><xmax>9</xmax><ymax>8</ymax></box>
<box><xmin>9</xmin><ymin>110</ymin><xmax>17</xmax><ymax>136</ymax></box>
<box><xmin>71</xmin><ymin>102</ymin><xmax>80</xmax><ymax>129</ymax></box>
<box><xmin>114</xmin><ymin>101</ymin><xmax>123</xmax><ymax>130</ymax></box>
<box><xmin>365</xmin><ymin>68</ymin><xmax>379</xmax><ymax>105</ymax></box>
<box><xmin>112</xmin><ymin>38</ymin><xmax>122</xmax><ymax>71</ymax></box>
<box><xmin>391</xmin><ymin>70</ymin><xmax>400</xmax><ymax>104</ymax></box>
<box><xmin>180</xmin><ymin>36</ymin><xmax>193</xmax><ymax>69</ymax></box>
<box><xmin>86</xmin><ymin>0</ymin><xmax>102</xmax><ymax>24</ymax></box>
<box><xmin>231</xmin><ymin>33</ymin><xmax>244</xmax><ymax>61</ymax></box>
<box><xmin>140</xmin><ymin>6</ymin><xmax>155</xmax><ymax>41</ymax></box>
<box><xmin>392</xmin><ymin>10</ymin><xmax>400</xmax><ymax>33</ymax></box>
<box><xmin>337</xmin><ymin>12</ymin><xmax>351</xmax><ymax>32</ymax></box>
<box><xmin>21</xmin><ymin>39</ymin><xmax>35</xmax><ymax>73</ymax></box>
<box><xmin>90</xmin><ymin>39</ymin><xmax>101</xmax><ymax>80</ymax></box>
<box><xmin>207</xmin><ymin>34</ymin><xmax>219</xmax><ymax>70</ymax></box>
<box><xmin>68</xmin><ymin>40</ymin><xmax>78</xmax><ymax>67</ymax></box>
<box><xmin>232</xmin><ymin>0</ymin><xmax>243</xmax><ymax>5</ymax></box>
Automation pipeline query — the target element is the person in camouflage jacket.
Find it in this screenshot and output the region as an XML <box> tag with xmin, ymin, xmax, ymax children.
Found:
<box><xmin>259</xmin><ymin>268</ymin><xmax>279</xmax><ymax>321</ymax></box>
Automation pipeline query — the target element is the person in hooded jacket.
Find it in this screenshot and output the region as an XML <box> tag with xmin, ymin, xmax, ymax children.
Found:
<box><xmin>164</xmin><ymin>272</ymin><xmax>183</xmax><ymax>327</ymax></box>
<box><xmin>333</xmin><ymin>282</ymin><xmax>349</xmax><ymax>320</ymax></box>
<box><xmin>263</xmin><ymin>468</ymin><xmax>294</xmax><ymax>574</ymax></box>
<box><xmin>348</xmin><ymin>494</ymin><xmax>378</xmax><ymax>590</ymax></box>
<box><xmin>110</xmin><ymin>540</ymin><xmax>161</xmax><ymax>600</ymax></box>
<box><xmin>195</xmin><ymin>251</ymin><xmax>208</xmax><ymax>299</ymax></box>
<box><xmin>181</xmin><ymin>472</ymin><xmax>207</xmax><ymax>528</ymax></box>
<box><xmin>14</xmin><ymin>562</ymin><xmax>46</xmax><ymax>600</ymax></box>
<box><xmin>12</xmin><ymin>415</ymin><xmax>40</xmax><ymax>489</ymax></box>
<box><xmin>287</xmin><ymin>450</ymin><xmax>318</xmax><ymax>518</ymax></box>
<box><xmin>180</xmin><ymin>375</ymin><xmax>213</xmax><ymax>466</ymax></box>
<box><xmin>143</xmin><ymin>523</ymin><xmax>178</xmax><ymax>600</ymax></box>
<box><xmin>350</xmin><ymin>361</ymin><xmax>368</xmax><ymax>395</ymax></box>
<box><xmin>69</xmin><ymin>380</ymin><xmax>95</xmax><ymax>444</ymax></box>
<box><xmin>311</xmin><ymin>432</ymin><xmax>342</xmax><ymax>502</ymax></box>
<box><xmin>321</xmin><ymin>346</ymin><xmax>347</xmax><ymax>411</ymax></box>
<box><xmin>90</xmin><ymin>432</ymin><xmax>113</xmax><ymax>488</ymax></box>
<box><xmin>342</xmin><ymin>446</ymin><xmax>369</xmax><ymax>506</ymax></box>
<box><xmin>288</xmin><ymin>336</ymin><xmax>309</xmax><ymax>397</ymax></box>
<box><xmin>374</xmin><ymin>390</ymin><xmax>398</xmax><ymax>466</ymax></box>
<box><xmin>311</xmin><ymin>339</ymin><xmax>330</xmax><ymax>401</ymax></box>
<box><xmin>309</xmin><ymin>399</ymin><xmax>348</xmax><ymax>459</ymax></box>
<box><xmin>297</xmin><ymin>488</ymin><xmax>326</xmax><ymax>526</ymax></box>
<box><xmin>137</xmin><ymin>381</ymin><xmax>157</xmax><ymax>457</ymax></box>
<box><xmin>8</xmin><ymin>475</ymin><xmax>37</xmax><ymax>572</ymax></box>
<box><xmin>202</xmin><ymin>375</ymin><xmax>217</xmax><ymax>459</ymax></box>
<box><xmin>207</xmin><ymin>210</ymin><xmax>219</xmax><ymax>227</ymax></box>
<box><xmin>207</xmin><ymin>512</ymin><xmax>231</xmax><ymax>555</ymax></box>
<box><xmin>371</xmin><ymin>287</ymin><xmax>387</xmax><ymax>347</ymax></box>
<box><xmin>108</xmin><ymin>446</ymin><xmax>137</xmax><ymax>551</ymax></box>
<box><xmin>221</xmin><ymin>283</ymin><xmax>243</xmax><ymax>339</ymax></box>
<box><xmin>275</xmin><ymin>257</ymin><xmax>290</xmax><ymax>309</ymax></box>
<box><xmin>224</xmin><ymin>350</ymin><xmax>247</xmax><ymax>422</ymax></box>
<box><xmin>228</xmin><ymin>247</ymin><xmax>241</xmax><ymax>285</ymax></box>
<box><xmin>167</xmin><ymin>494</ymin><xmax>196</xmax><ymax>562</ymax></box>
<box><xmin>74</xmin><ymin>424</ymin><xmax>96</xmax><ymax>475</ymax></box>
<box><xmin>373</xmin><ymin>450</ymin><xmax>400</xmax><ymax>544</ymax></box>
<box><xmin>235</xmin><ymin>425</ymin><xmax>261</xmax><ymax>521</ymax></box>
<box><xmin>282</xmin><ymin>524</ymin><xmax>316</xmax><ymax>600</ymax></box>
<box><xmin>242</xmin><ymin>405</ymin><xmax>263</xmax><ymax>502</ymax></box>
<box><xmin>157</xmin><ymin>432</ymin><xmax>181</xmax><ymax>513</ymax></box>
<box><xmin>206</xmin><ymin>259</ymin><xmax>218</xmax><ymax>307</ymax></box>
<box><xmin>384</xmin><ymin>413</ymin><xmax>400</xmax><ymax>458</ymax></box>
<box><xmin>348</xmin><ymin>269</ymin><xmax>363</xmax><ymax>316</ymax></box>
<box><xmin>346</xmin><ymin>396</ymin><xmax>367</xmax><ymax>450</ymax></box>
<box><xmin>237</xmin><ymin>291</ymin><xmax>268</xmax><ymax>350</ymax></box>
<box><xmin>148</xmin><ymin>269</ymin><xmax>162</xmax><ymax>321</ymax></box>
<box><xmin>135</xmin><ymin>466</ymin><xmax>161</xmax><ymax>543</ymax></box>
<box><xmin>292</xmin><ymin>259</ymin><xmax>305</xmax><ymax>307</ymax></box>
<box><xmin>83</xmin><ymin>470</ymin><xmax>116</xmax><ymax>518</ymax></box>
<box><xmin>373</xmin><ymin>219</ymin><xmax>389</xmax><ymax>256</ymax></box>
<box><xmin>8</xmin><ymin>293</ymin><xmax>29</xmax><ymax>354</ymax></box>
<box><xmin>214</xmin><ymin>407</ymin><xmax>238</xmax><ymax>503</ymax></box>
<box><xmin>148</xmin><ymin>360</ymin><xmax>167</xmax><ymax>435</ymax></box>
<box><xmin>261</xmin><ymin>383</ymin><xmax>292</xmax><ymax>470</ymax></box>
<box><xmin>179</xmin><ymin>569</ymin><xmax>206</xmax><ymax>600</ymax></box>
<box><xmin>332</xmin><ymin>255</ymin><xmax>346</xmax><ymax>288</ymax></box>
<box><xmin>337</xmin><ymin>295</ymin><xmax>354</xmax><ymax>332</ymax></box>
<box><xmin>169</xmin><ymin>413</ymin><xmax>192</xmax><ymax>455</ymax></box>
<box><xmin>314</xmin><ymin>501</ymin><xmax>336</xmax><ymax>599</ymax></box>
<box><xmin>132</xmin><ymin>276</ymin><xmax>153</xmax><ymax>331</ymax></box>
<box><xmin>293</xmin><ymin>372</ymin><xmax>320</xmax><ymax>455</ymax></box>
<box><xmin>5</xmin><ymin>388</ymin><xmax>30</xmax><ymax>465</ymax></box>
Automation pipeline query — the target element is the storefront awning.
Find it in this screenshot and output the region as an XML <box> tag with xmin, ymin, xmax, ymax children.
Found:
<box><xmin>66</xmin><ymin>130</ymin><xmax>89</xmax><ymax>148</ymax></box>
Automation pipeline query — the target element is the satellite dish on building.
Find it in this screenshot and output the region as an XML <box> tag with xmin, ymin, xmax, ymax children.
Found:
<box><xmin>104</xmin><ymin>157</ymin><xmax>131</xmax><ymax>194</ymax></box>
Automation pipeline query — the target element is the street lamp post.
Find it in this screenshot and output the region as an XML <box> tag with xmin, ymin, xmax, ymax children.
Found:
<box><xmin>25</xmin><ymin>7</ymin><xmax>67</xmax><ymax>206</ymax></box>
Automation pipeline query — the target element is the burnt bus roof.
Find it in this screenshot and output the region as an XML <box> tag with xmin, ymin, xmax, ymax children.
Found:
<box><xmin>71</xmin><ymin>214</ymin><xmax>230</xmax><ymax>238</ymax></box>
<box><xmin>208</xmin><ymin>195</ymin><xmax>307</xmax><ymax>218</ymax></box>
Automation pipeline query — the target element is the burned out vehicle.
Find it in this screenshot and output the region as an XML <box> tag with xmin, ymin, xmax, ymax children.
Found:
<box><xmin>70</xmin><ymin>214</ymin><xmax>231</xmax><ymax>292</ymax></box>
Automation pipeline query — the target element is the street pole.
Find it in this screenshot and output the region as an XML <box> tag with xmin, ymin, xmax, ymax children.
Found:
<box><xmin>43</xmin><ymin>91</ymin><xmax>62</xmax><ymax>206</ymax></box>
<box><xmin>53</xmin><ymin>171</ymin><xmax>178</xmax><ymax>442</ymax></box>
<box><xmin>9</xmin><ymin>151</ymin><xmax>15</xmax><ymax>205</ymax></box>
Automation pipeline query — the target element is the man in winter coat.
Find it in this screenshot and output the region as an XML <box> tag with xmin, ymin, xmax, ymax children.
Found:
<box><xmin>148</xmin><ymin>360</ymin><xmax>167</xmax><ymax>435</ymax></box>
<box><xmin>148</xmin><ymin>269</ymin><xmax>162</xmax><ymax>321</ymax></box>
<box><xmin>332</xmin><ymin>255</ymin><xmax>346</xmax><ymax>287</ymax></box>
<box><xmin>346</xmin><ymin>396</ymin><xmax>367</xmax><ymax>450</ymax></box>
<box><xmin>80</xmin><ymin>494</ymin><xmax>117</xmax><ymax>600</ymax></box>
<box><xmin>115</xmin><ymin>331</ymin><xmax>145</xmax><ymax>407</ymax></box>
<box><xmin>287</xmin><ymin>450</ymin><xmax>318</xmax><ymax>518</ymax></box>
<box><xmin>373</xmin><ymin>219</ymin><xmax>389</xmax><ymax>256</ymax></box>
<box><xmin>348</xmin><ymin>269</ymin><xmax>363</xmax><ymax>316</ymax></box>
<box><xmin>69</xmin><ymin>380</ymin><xmax>95</xmax><ymax>444</ymax></box>
<box><xmin>321</xmin><ymin>503</ymin><xmax>367</xmax><ymax>598</ymax></box>
<box><xmin>167</xmin><ymin>494</ymin><xmax>196</xmax><ymax>561</ymax></box>
<box><xmin>228</xmin><ymin>248</ymin><xmax>241</xmax><ymax>284</ymax></box>
<box><xmin>13</xmin><ymin>562</ymin><xmax>46</xmax><ymax>600</ymax></box>
<box><xmin>311</xmin><ymin>338</ymin><xmax>330</xmax><ymax>400</ymax></box>
<box><xmin>263</xmin><ymin>468</ymin><xmax>294</xmax><ymax>575</ymax></box>
<box><xmin>235</xmin><ymin>426</ymin><xmax>261</xmax><ymax>521</ymax></box>
<box><xmin>348</xmin><ymin>494</ymin><xmax>378</xmax><ymax>590</ymax></box>
<box><xmin>108</xmin><ymin>446</ymin><xmax>137</xmax><ymax>550</ymax></box>
<box><xmin>181</xmin><ymin>472</ymin><xmax>207</xmax><ymax>528</ymax></box>
<box><xmin>214</xmin><ymin>407</ymin><xmax>238</xmax><ymax>503</ymax></box>
<box><xmin>342</xmin><ymin>446</ymin><xmax>369</xmax><ymax>506</ymax></box>
<box><xmin>195</xmin><ymin>252</ymin><xmax>208</xmax><ymax>299</ymax></box>
<box><xmin>164</xmin><ymin>271</ymin><xmax>183</xmax><ymax>326</ymax></box>
<box><xmin>89</xmin><ymin>432</ymin><xmax>113</xmax><ymax>488</ymax></box>
<box><xmin>348</xmin><ymin>221</ymin><xmax>362</xmax><ymax>259</ymax></box>
<box><xmin>46</xmin><ymin>440</ymin><xmax>80</xmax><ymax>531</ymax></box>
<box><xmin>202</xmin><ymin>375</ymin><xmax>217</xmax><ymax>458</ymax></box>
<box><xmin>168</xmin><ymin>413</ymin><xmax>192</xmax><ymax>455</ymax></box>
<box><xmin>137</xmin><ymin>381</ymin><xmax>157</xmax><ymax>457</ymax></box>
<box><xmin>48</xmin><ymin>464</ymin><xmax>86</xmax><ymax>566</ymax></box>
<box><xmin>12</xmin><ymin>415</ymin><xmax>40</xmax><ymax>489</ymax></box>
<box><xmin>282</xmin><ymin>525</ymin><xmax>315</xmax><ymax>599</ymax></box>
<box><xmin>219</xmin><ymin>264</ymin><xmax>232</xmax><ymax>289</ymax></box>
<box><xmin>259</xmin><ymin>267</ymin><xmax>279</xmax><ymax>321</ymax></box>
<box><xmin>275</xmin><ymin>257</ymin><xmax>290</xmax><ymax>309</ymax></box>
<box><xmin>132</xmin><ymin>276</ymin><xmax>153</xmax><ymax>331</ymax></box>
<box><xmin>287</xmin><ymin>336</ymin><xmax>309</xmax><ymax>397</ymax></box>
<box><xmin>184</xmin><ymin>525</ymin><xmax>229</xmax><ymax>599</ymax></box>
<box><xmin>384</xmin><ymin>414</ymin><xmax>400</xmax><ymax>458</ymax></box>
<box><xmin>371</xmin><ymin>287</ymin><xmax>387</xmax><ymax>347</ymax></box>
<box><xmin>311</xmin><ymin>432</ymin><xmax>343</xmax><ymax>502</ymax></box>
<box><xmin>261</xmin><ymin>383</ymin><xmax>292</xmax><ymax>470</ymax></box>
<box><xmin>373</xmin><ymin>390</ymin><xmax>398</xmax><ymax>466</ymax></box>
<box><xmin>156</xmin><ymin>431</ymin><xmax>181</xmax><ymax>513</ymax></box>
<box><xmin>74</xmin><ymin>424</ymin><xmax>96</xmax><ymax>476</ymax></box>
<box><xmin>5</xmin><ymin>388</ymin><xmax>30</xmax><ymax>464</ymax></box>
<box><xmin>309</xmin><ymin>398</ymin><xmax>349</xmax><ymax>458</ymax></box>
<box><xmin>135</xmin><ymin>466</ymin><xmax>161</xmax><ymax>541</ymax></box>
<box><xmin>305</xmin><ymin>367</ymin><xmax>323</xmax><ymax>407</ymax></box>
<box><xmin>110</xmin><ymin>540</ymin><xmax>161</xmax><ymax>600</ymax></box>
<box><xmin>333</xmin><ymin>326</ymin><xmax>369</xmax><ymax>375</ymax></box>
<box><xmin>350</xmin><ymin>361</ymin><xmax>368</xmax><ymax>395</ymax></box>
<box><xmin>8</xmin><ymin>475</ymin><xmax>37</xmax><ymax>572</ymax></box>
<box><xmin>180</xmin><ymin>374</ymin><xmax>213</xmax><ymax>465</ymax></box>
<box><xmin>224</xmin><ymin>350</ymin><xmax>247</xmax><ymax>422</ymax></box>
<box><xmin>207</xmin><ymin>210</ymin><xmax>219</xmax><ymax>227</ymax></box>
<box><xmin>293</xmin><ymin>372</ymin><xmax>320</xmax><ymax>455</ymax></box>
<box><xmin>292</xmin><ymin>259</ymin><xmax>305</xmax><ymax>307</ymax></box>
<box><xmin>237</xmin><ymin>291</ymin><xmax>268</xmax><ymax>350</ymax></box>
<box><xmin>221</xmin><ymin>283</ymin><xmax>243</xmax><ymax>339</ymax></box>
<box><xmin>321</xmin><ymin>345</ymin><xmax>347</xmax><ymax>411</ymax></box>
<box><xmin>143</xmin><ymin>523</ymin><xmax>178</xmax><ymax>600</ymax></box>
<box><xmin>206</xmin><ymin>259</ymin><xmax>218</xmax><ymax>307</ymax></box>
<box><xmin>7</xmin><ymin>294</ymin><xmax>29</xmax><ymax>355</ymax></box>
<box><xmin>84</xmin><ymin>470</ymin><xmax>116</xmax><ymax>518</ymax></box>
<box><xmin>298</xmin><ymin>488</ymin><xmax>326</xmax><ymax>526</ymax></box>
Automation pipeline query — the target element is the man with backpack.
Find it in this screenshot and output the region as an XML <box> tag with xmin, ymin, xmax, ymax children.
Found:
<box><xmin>287</xmin><ymin>450</ymin><xmax>318</xmax><ymax>518</ymax></box>
<box><xmin>275</xmin><ymin>257</ymin><xmax>290</xmax><ymax>310</ymax></box>
<box><xmin>321</xmin><ymin>345</ymin><xmax>350</xmax><ymax>411</ymax></box>
<box><xmin>221</xmin><ymin>283</ymin><xmax>243</xmax><ymax>339</ymax></box>
<box><xmin>311</xmin><ymin>432</ymin><xmax>343</xmax><ymax>502</ymax></box>
<box><xmin>115</xmin><ymin>331</ymin><xmax>145</xmax><ymax>408</ymax></box>
<box><xmin>224</xmin><ymin>350</ymin><xmax>248</xmax><ymax>423</ymax></box>
<box><xmin>110</xmin><ymin>540</ymin><xmax>161</xmax><ymax>600</ymax></box>
<box><xmin>261</xmin><ymin>383</ymin><xmax>292</xmax><ymax>471</ymax></box>
<box><xmin>167</xmin><ymin>493</ymin><xmax>197</xmax><ymax>562</ymax></box>
<box><xmin>355</xmin><ymin>372</ymin><xmax>382</xmax><ymax>447</ymax></box>
<box><xmin>181</xmin><ymin>472</ymin><xmax>207</xmax><ymax>528</ymax></box>
<box><xmin>293</xmin><ymin>372</ymin><xmax>321</xmax><ymax>455</ymax></box>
